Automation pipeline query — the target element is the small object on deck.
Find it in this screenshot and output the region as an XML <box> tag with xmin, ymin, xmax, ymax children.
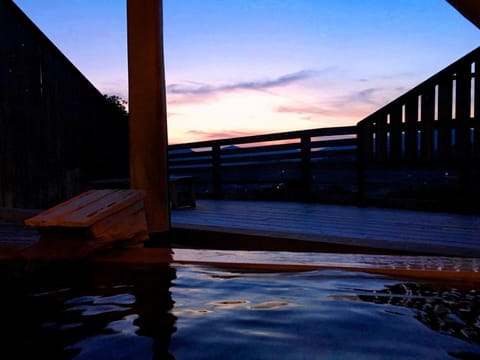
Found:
<box><xmin>24</xmin><ymin>189</ymin><xmax>149</xmax><ymax>258</ymax></box>
<box><xmin>169</xmin><ymin>175</ymin><xmax>196</xmax><ymax>210</ymax></box>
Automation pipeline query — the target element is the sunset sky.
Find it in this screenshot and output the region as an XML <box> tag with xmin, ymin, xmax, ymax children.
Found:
<box><xmin>13</xmin><ymin>0</ymin><xmax>479</xmax><ymax>144</ymax></box>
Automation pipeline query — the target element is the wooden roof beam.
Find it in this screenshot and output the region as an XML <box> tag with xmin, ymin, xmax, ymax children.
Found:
<box><xmin>447</xmin><ymin>0</ymin><xmax>480</xmax><ymax>29</ymax></box>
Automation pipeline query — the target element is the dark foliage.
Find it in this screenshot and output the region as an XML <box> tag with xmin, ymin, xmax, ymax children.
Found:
<box><xmin>104</xmin><ymin>95</ymin><xmax>129</xmax><ymax>119</ymax></box>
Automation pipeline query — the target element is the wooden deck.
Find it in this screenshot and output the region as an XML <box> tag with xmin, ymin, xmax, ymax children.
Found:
<box><xmin>0</xmin><ymin>200</ymin><xmax>480</xmax><ymax>282</ymax></box>
<box><xmin>171</xmin><ymin>200</ymin><xmax>480</xmax><ymax>257</ymax></box>
<box><xmin>0</xmin><ymin>199</ymin><xmax>479</xmax><ymax>259</ymax></box>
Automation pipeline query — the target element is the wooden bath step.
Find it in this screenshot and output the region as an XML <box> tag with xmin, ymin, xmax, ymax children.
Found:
<box><xmin>24</xmin><ymin>189</ymin><xmax>149</xmax><ymax>258</ymax></box>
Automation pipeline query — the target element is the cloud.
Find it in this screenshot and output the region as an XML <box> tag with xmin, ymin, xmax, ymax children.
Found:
<box><xmin>346</xmin><ymin>87</ymin><xmax>380</xmax><ymax>105</ymax></box>
<box><xmin>270</xmin><ymin>69</ymin><xmax>416</xmax><ymax>122</ymax></box>
<box><xmin>167</xmin><ymin>69</ymin><xmax>317</xmax><ymax>97</ymax></box>
<box><xmin>276</xmin><ymin>104</ymin><xmax>338</xmax><ymax>117</ymax></box>
<box><xmin>185</xmin><ymin>129</ymin><xmax>260</xmax><ymax>141</ymax></box>
<box><xmin>275</xmin><ymin>87</ymin><xmax>392</xmax><ymax>122</ymax></box>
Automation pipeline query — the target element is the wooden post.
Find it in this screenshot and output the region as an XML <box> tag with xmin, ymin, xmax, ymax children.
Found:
<box><xmin>300</xmin><ymin>136</ymin><xmax>312</xmax><ymax>202</ymax></box>
<box><xmin>212</xmin><ymin>144</ymin><xmax>222</xmax><ymax>200</ymax></box>
<box><xmin>437</xmin><ymin>77</ymin><xmax>453</xmax><ymax>161</ymax></box>
<box><xmin>127</xmin><ymin>0</ymin><xmax>170</xmax><ymax>234</ymax></box>
<box><xmin>404</xmin><ymin>96</ymin><xmax>419</xmax><ymax>162</ymax></box>
<box><xmin>389</xmin><ymin>107</ymin><xmax>403</xmax><ymax>163</ymax></box>
<box><xmin>420</xmin><ymin>86</ymin><xmax>435</xmax><ymax>162</ymax></box>
<box><xmin>356</xmin><ymin>121</ymin><xmax>367</xmax><ymax>206</ymax></box>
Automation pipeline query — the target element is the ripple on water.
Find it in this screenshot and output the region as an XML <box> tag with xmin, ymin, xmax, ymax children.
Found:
<box><xmin>66</xmin><ymin>314</ymin><xmax>153</xmax><ymax>359</ymax></box>
<box><xmin>169</xmin><ymin>268</ymin><xmax>480</xmax><ymax>360</ymax></box>
<box><xmin>63</xmin><ymin>293</ymin><xmax>136</xmax><ymax>316</ymax></box>
<box><xmin>3</xmin><ymin>262</ymin><xmax>480</xmax><ymax>359</ymax></box>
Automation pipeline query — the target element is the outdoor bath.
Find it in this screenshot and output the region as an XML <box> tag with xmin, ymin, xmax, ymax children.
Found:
<box><xmin>1</xmin><ymin>1</ymin><xmax>479</xmax><ymax>359</ymax></box>
<box><xmin>1</xmin><ymin>248</ymin><xmax>480</xmax><ymax>359</ymax></box>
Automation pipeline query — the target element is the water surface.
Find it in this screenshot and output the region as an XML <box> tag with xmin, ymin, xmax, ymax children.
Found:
<box><xmin>0</xmin><ymin>260</ymin><xmax>479</xmax><ymax>359</ymax></box>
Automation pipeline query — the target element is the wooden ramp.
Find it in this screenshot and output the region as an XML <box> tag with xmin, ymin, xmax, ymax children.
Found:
<box><xmin>24</xmin><ymin>189</ymin><xmax>148</xmax><ymax>258</ymax></box>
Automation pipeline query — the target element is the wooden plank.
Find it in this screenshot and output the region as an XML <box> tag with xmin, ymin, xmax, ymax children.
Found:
<box><xmin>25</xmin><ymin>189</ymin><xmax>144</xmax><ymax>227</ymax></box>
<box><xmin>171</xmin><ymin>199</ymin><xmax>480</xmax><ymax>257</ymax></box>
<box><xmin>25</xmin><ymin>190</ymin><xmax>114</xmax><ymax>226</ymax></box>
<box><xmin>373</xmin><ymin>113</ymin><xmax>388</xmax><ymax>162</ymax></box>
<box><xmin>21</xmin><ymin>189</ymin><xmax>148</xmax><ymax>259</ymax></box>
<box><xmin>404</xmin><ymin>96</ymin><xmax>419</xmax><ymax>162</ymax></box>
<box><xmin>22</xmin><ymin>200</ymin><xmax>148</xmax><ymax>260</ymax></box>
<box><xmin>389</xmin><ymin>107</ymin><xmax>402</xmax><ymax>161</ymax></box>
<box><xmin>455</xmin><ymin>64</ymin><xmax>472</xmax><ymax>160</ymax></box>
<box><xmin>89</xmin><ymin>199</ymin><xmax>148</xmax><ymax>243</ymax></box>
<box><xmin>58</xmin><ymin>190</ymin><xmax>144</xmax><ymax>227</ymax></box>
<box><xmin>420</xmin><ymin>86</ymin><xmax>435</xmax><ymax>161</ymax></box>
<box><xmin>437</xmin><ymin>77</ymin><xmax>454</xmax><ymax>161</ymax></box>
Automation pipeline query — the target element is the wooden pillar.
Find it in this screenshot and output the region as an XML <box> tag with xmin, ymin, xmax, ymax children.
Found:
<box><xmin>127</xmin><ymin>0</ymin><xmax>170</xmax><ymax>234</ymax></box>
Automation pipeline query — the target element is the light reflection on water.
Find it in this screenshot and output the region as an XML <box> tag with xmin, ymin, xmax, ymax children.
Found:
<box><xmin>170</xmin><ymin>266</ymin><xmax>480</xmax><ymax>360</ymax></box>
<box><xmin>0</xmin><ymin>261</ymin><xmax>479</xmax><ymax>359</ymax></box>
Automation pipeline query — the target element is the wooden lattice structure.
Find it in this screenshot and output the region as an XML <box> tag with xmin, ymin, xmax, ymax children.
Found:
<box><xmin>357</xmin><ymin>47</ymin><xmax>479</xmax><ymax>212</ymax></box>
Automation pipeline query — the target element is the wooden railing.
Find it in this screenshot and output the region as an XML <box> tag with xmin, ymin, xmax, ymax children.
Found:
<box><xmin>169</xmin><ymin>47</ymin><xmax>480</xmax><ymax>213</ymax></box>
<box><xmin>357</xmin><ymin>47</ymin><xmax>479</xmax><ymax>212</ymax></box>
<box><xmin>169</xmin><ymin>126</ymin><xmax>357</xmax><ymax>203</ymax></box>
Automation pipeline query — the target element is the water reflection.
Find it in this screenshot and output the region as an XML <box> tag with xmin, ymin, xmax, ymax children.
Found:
<box><xmin>0</xmin><ymin>257</ymin><xmax>177</xmax><ymax>359</ymax></box>
<box><xmin>351</xmin><ymin>282</ymin><xmax>480</xmax><ymax>344</ymax></box>
<box><xmin>2</xmin><ymin>260</ymin><xmax>480</xmax><ymax>359</ymax></box>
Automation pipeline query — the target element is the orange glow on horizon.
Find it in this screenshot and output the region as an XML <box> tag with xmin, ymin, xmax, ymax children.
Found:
<box><xmin>166</xmin><ymin>78</ymin><xmax>405</xmax><ymax>144</ymax></box>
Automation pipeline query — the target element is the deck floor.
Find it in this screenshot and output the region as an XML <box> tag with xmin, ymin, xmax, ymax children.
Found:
<box><xmin>0</xmin><ymin>199</ymin><xmax>479</xmax><ymax>259</ymax></box>
<box><xmin>171</xmin><ymin>200</ymin><xmax>480</xmax><ymax>257</ymax></box>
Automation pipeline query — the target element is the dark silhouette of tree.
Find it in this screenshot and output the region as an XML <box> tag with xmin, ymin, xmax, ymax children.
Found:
<box><xmin>104</xmin><ymin>94</ymin><xmax>128</xmax><ymax>119</ymax></box>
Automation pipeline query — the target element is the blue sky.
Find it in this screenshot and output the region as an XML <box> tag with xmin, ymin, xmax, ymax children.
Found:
<box><xmin>13</xmin><ymin>0</ymin><xmax>479</xmax><ymax>144</ymax></box>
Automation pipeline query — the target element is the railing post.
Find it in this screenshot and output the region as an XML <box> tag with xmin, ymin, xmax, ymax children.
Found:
<box><xmin>300</xmin><ymin>136</ymin><xmax>312</xmax><ymax>202</ymax></box>
<box><xmin>404</xmin><ymin>95</ymin><xmax>419</xmax><ymax>162</ymax></box>
<box><xmin>420</xmin><ymin>86</ymin><xmax>435</xmax><ymax>162</ymax></box>
<box><xmin>356</xmin><ymin>121</ymin><xmax>366</xmax><ymax>206</ymax></box>
<box><xmin>455</xmin><ymin>62</ymin><xmax>474</xmax><ymax>197</ymax></box>
<box><xmin>212</xmin><ymin>144</ymin><xmax>222</xmax><ymax>199</ymax></box>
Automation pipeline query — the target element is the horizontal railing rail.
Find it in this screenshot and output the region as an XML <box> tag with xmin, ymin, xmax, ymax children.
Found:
<box><xmin>169</xmin><ymin>126</ymin><xmax>357</xmax><ymax>202</ymax></box>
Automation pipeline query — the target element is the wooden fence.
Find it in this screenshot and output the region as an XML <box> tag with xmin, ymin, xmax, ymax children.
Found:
<box><xmin>170</xmin><ymin>47</ymin><xmax>480</xmax><ymax>213</ymax></box>
<box><xmin>357</xmin><ymin>47</ymin><xmax>479</xmax><ymax>213</ymax></box>
<box><xmin>0</xmin><ymin>1</ymin><xmax>129</xmax><ymax>209</ymax></box>
<box><xmin>169</xmin><ymin>126</ymin><xmax>357</xmax><ymax>203</ymax></box>
<box><xmin>2</xmin><ymin>0</ymin><xmax>477</xmax><ymax>213</ymax></box>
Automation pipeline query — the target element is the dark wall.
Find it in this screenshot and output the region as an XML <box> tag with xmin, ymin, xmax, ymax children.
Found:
<box><xmin>0</xmin><ymin>1</ymin><xmax>128</xmax><ymax>209</ymax></box>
